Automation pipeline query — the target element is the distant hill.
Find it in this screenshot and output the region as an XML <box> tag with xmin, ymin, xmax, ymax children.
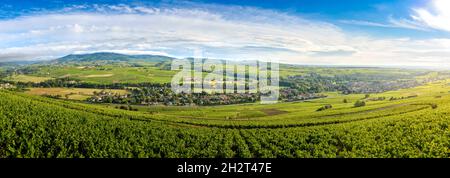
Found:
<box><xmin>55</xmin><ymin>52</ymin><xmax>175</xmax><ymax>63</ymax></box>
<box><xmin>53</xmin><ymin>52</ymin><xmax>271</xmax><ymax>71</ymax></box>
<box><xmin>0</xmin><ymin>61</ymin><xmax>37</xmax><ymax>66</ymax></box>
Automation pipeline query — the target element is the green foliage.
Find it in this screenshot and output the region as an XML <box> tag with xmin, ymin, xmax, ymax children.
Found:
<box><xmin>354</xmin><ymin>100</ymin><xmax>366</xmax><ymax>107</ymax></box>
<box><xmin>317</xmin><ymin>104</ymin><xmax>332</xmax><ymax>112</ymax></box>
<box><xmin>431</xmin><ymin>103</ymin><xmax>438</xmax><ymax>109</ymax></box>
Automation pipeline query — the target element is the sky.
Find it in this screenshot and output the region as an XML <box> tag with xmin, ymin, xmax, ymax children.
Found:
<box><xmin>1</xmin><ymin>0</ymin><xmax>450</xmax><ymax>68</ymax></box>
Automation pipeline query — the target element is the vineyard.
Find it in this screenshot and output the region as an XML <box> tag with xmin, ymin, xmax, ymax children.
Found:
<box><xmin>1</xmin><ymin>79</ymin><xmax>450</xmax><ymax>158</ymax></box>
<box><xmin>4</xmin><ymin>0</ymin><xmax>450</xmax><ymax>162</ymax></box>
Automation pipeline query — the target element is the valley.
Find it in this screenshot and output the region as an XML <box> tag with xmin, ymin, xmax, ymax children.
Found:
<box><xmin>0</xmin><ymin>53</ymin><xmax>449</xmax><ymax>158</ymax></box>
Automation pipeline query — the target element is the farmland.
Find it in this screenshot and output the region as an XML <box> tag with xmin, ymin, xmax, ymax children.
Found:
<box><xmin>5</xmin><ymin>74</ymin><xmax>52</xmax><ymax>83</ymax></box>
<box><xmin>2</xmin><ymin>53</ymin><xmax>430</xmax><ymax>86</ymax></box>
<box><xmin>29</xmin><ymin>65</ymin><xmax>176</xmax><ymax>84</ymax></box>
<box><xmin>25</xmin><ymin>88</ymin><xmax>128</xmax><ymax>100</ymax></box>
<box><xmin>1</xmin><ymin>53</ymin><xmax>450</xmax><ymax>158</ymax></box>
<box><xmin>0</xmin><ymin>77</ymin><xmax>449</xmax><ymax>157</ymax></box>
<box><xmin>100</xmin><ymin>80</ymin><xmax>449</xmax><ymax>129</ymax></box>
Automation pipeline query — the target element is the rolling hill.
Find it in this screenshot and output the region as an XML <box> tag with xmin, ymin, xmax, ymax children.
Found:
<box><xmin>1</xmin><ymin>79</ymin><xmax>450</xmax><ymax>158</ymax></box>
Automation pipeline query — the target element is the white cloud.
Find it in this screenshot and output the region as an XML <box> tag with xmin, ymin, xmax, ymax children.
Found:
<box><xmin>339</xmin><ymin>16</ymin><xmax>431</xmax><ymax>31</ymax></box>
<box><xmin>339</xmin><ymin>19</ymin><xmax>428</xmax><ymax>31</ymax></box>
<box><xmin>387</xmin><ymin>17</ymin><xmax>429</xmax><ymax>31</ymax></box>
<box><xmin>340</xmin><ymin>20</ymin><xmax>397</xmax><ymax>28</ymax></box>
<box><xmin>339</xmin><ymin>0</ymin><xmax>450</xmax><ymax>32</ymax></box>
<box><xmin>412</xmin><ymin>0</ymin><xmax>450</xmax><ymax>32</ymax></box>
<box><xmin>0</xmin><ymin>4</ymin><xmax>449</xmax><ymax>68</ymax></box>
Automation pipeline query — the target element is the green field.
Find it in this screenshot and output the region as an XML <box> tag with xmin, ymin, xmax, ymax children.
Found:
<box><xmin>97</xmin><ymin>80</ymin><xmax>449</xmax><ymax>128</ymax></box>
<box><xmin>1</xmin><ymin>78</ymin><xmax>449</xmax><ymax>158</ymax></box>
<box><xmin>5</xmin><ymin>61</ymin><xmax>430</xmax><ymax>85</ymax></box>
<box><xmin>5</xmin><ymin>74</ymin><xmax>53</xmax><ymax>83</ymax></box>
<box><xmin>30</xmin><ymin>65</ymin><xmax>176</xmax><ymax>84</ymax></box>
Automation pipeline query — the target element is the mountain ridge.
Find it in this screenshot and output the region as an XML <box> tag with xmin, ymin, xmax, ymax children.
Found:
<box><xmin>55</xmin><ymin>52</ymin><xmax>175</xmax><ymax>63</ymax></box>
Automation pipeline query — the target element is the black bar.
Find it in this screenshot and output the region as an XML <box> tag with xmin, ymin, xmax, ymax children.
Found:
<box><xmin>0</xmin><ymin>158</ymin><xmax>447</xmax><ymax>177</ymax></box>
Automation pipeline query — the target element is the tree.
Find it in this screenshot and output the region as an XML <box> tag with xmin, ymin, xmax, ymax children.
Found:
<box><xmin>106</xmin><ymin>96</ymin><xmax>113</xmax><ymax>103</ymax></box>
<box><xmin>119</xmin><ymin>105</ymin><xmax>127</xmax><ymax>110</ymax></box>
<box><xmin>431</xmin><ymin>103</ymin><xmax>438</xmax><ymax>109</ymax></box>
<box><xmin>354</xmin><ymin>100</ymin><xmax>366</xmax><ymax>107</ymax></box>
<box><xmin>317</xmin><ymin>104</ymin><xmax>332</xmax><ymax>111</ymax></box>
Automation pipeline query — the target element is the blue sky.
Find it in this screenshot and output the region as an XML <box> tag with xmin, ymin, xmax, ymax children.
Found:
<box><xmin>0</xmin><ymin>0</ymin><xmax>449</xmax><ymax>67</ymax></box>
